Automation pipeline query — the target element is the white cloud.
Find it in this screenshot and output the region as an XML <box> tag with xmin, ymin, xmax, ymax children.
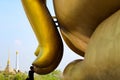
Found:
<box><xmin>14</xmin><ymin>39</ymin><xmax>22</xmax><ymax>46</ymax></box>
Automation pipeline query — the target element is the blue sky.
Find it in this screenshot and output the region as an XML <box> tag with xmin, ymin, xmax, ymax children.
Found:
<box><xmin>0</xmin><ymin>0</ymin><xmax>82</xmax><ymax>72</ymax></box>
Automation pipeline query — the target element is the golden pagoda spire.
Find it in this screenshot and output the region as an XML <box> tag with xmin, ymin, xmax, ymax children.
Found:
<box><xmin>7</xmin><ymin>49</ymin><xmax>10</xmax><ymax>66</ymax></box>
<box><xmin>4</xmin><ymin>49</ymin><xmax>16</xmax><ymax>74</ymax></box>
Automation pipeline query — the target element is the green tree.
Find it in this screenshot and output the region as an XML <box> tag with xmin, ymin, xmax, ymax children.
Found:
<box><xmin>34</xmin><ymin>70</ymin><xmax>62</xmax><ymax>80</ymax></box>
<box><xmin>14</xmin><ymin>73</ymin><xmax>27</xmax><ymax>80</ymax></box>
<box><xmin>0</xmin><ymin>70</ymin><xmax>62</xmax><ymax>80</ymax></box>
<box><xmin>0</xmin><ymin>73</ymin><xmax>4</xmax><ymax>80</ymax></box>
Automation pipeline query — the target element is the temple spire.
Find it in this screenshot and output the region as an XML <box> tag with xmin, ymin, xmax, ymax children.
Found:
<box><xmin>16</xmin><ymin>51</ymin><xmax>19</xmax><ymax>71</ymax></box>
<box><xmin>4</xmin><ymin>50</ymin><xmax>16</xmax><ymax>74</ymax></box>
<box><xmin>7</xmin><ymin>49</ymin><xmax>10</xmax><ymax>66</ymax></box>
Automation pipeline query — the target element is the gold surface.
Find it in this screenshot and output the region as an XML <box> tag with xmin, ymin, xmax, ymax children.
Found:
<box><xmin>22</xmin><ymin>0</ymin><xmax>63</xmax><ymax>74</ymax></box>
<box><xmin>53</xmin><ymin>0</ymin><xmax>120</xmax><ymax>56</ymax></box>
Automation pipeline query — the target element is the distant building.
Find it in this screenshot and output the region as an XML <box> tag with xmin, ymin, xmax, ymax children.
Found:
<box><xmin>4</xmin><ymin>53</ymin><xmax>16</xmax><ymax>74</ymax></box>
<box><xmin>0</xmin><ymin>51</ymin><xmax>21</xmax><ymax>74</ymax></box>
